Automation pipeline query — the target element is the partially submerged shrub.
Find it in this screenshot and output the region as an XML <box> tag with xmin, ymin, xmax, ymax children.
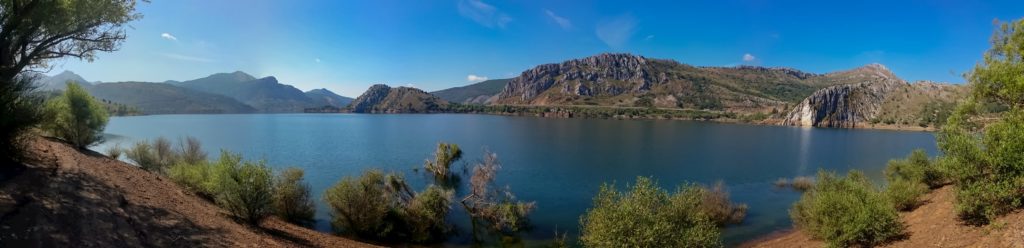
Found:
<box><xmin>41</xmin><ymin>83</ymin><xmax>109</xmax><ymax>148</ymax></box>
<box><xmin>791</xmin><ymin>176</ymin><xmax>815</xmax><ymax>191</ymax></box>
<box><xmin>773</xmin><ymin>178</ymin><xmax>789</xmax><ymax>188</ymax></box>
<box><xmin>217</xmin><ymin>157</ymin><xmax>274</xmax><ymax>225</ymax></box>
<box><xmin>790</xmin><ymin>170</ymin><xmax>904</xmax><ymax>247</ymax></box>
<box><xmin>695</xmin><ymin>181</ymin><xmax>748</xmax><ymax>226</ymax></box>
<box><xmin>404</xmin><ymin>185</ymin><xmax>454</xmax><ymax>243</ymax></box>
<box><xmin>424</xmin><ymin>142</ymin><xmax>462</xmax><ymax>179</ymax></box>
<box><xmin>461</xmin><ymin>152</ymin><xmax>535</xmax><ymax>233</ymax></box>
<box><xmin>273</xmin><ymin>167</ymin><xmax>316</xmax><ymax>227</ymax></box>
<box><xmin>579</xmin><ymin>176</ymin><xmax>721</xmax><ymax>247</ymax></box>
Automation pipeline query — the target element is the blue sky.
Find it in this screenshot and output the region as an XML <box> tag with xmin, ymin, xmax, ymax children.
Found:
<box><xmin>52</xmin><ymin>0</ymin><xmax>1024</xmax><ymax>97</ymax></box>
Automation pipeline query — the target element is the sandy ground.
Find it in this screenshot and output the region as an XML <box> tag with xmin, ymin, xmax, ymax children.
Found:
<box><xmin>744</xmin><ymin>186</ymin><xmax>1024</xmax><ymax>248</ymax></box>
<box><xmin>0</xmin><ymin>137</ymin><xmax>378</xmax><ymax>248</ymax></box>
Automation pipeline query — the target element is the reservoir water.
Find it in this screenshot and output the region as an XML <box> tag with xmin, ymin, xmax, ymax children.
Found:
<box><xmin>98</xmin><ymin>113</ymin><xmax>939</xmax><ymax>246</ymax></box>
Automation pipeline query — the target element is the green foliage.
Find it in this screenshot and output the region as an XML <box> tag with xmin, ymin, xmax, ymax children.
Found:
<box><xmin>969</xmin><ymin>19</ymin><xmax>1024</xmax><ymax>108</ymax></box>
<box><xmin>216</xmin><ymin>156</ymin><xmax>274</xmax><ymax>225</ymax></box>
<box><xmin>693</xmin><ymin>181</ymin><xmax>748</xmax><ymax>226</ymax></box>
<box><xmin>41</xmin><ymin>83</ymin><xmax>109</xmax><ymax>148</ymax></box>
<box><xmin>126</xmin><ymin>136</ymin><xmax>207</xmax><ymax>174</ymax></box>
<box><xmin>885</xmin><ymin>149</ymin><xmax>946</xmax><ymax>188</ymax></box>
<box><xmin>424</xmin><ymin>142</ymin><xmax>462</xmax><ymax>179</ymax></box>
<box><xmin>104</xmin><ymin>143</ymin><xmax>122</xmax><ymax>159</ymax></box>
<box><xmin>126</xmin><ymin>141</ymin><xmax>159</xmax><ymax>172</ymax></box>
<box><xmin>790</xmin><ymin>170</ymin><xmax>904</xmax><ymax>248</ymax></box>
<box><xmin>0</xmin><ymin>76</ymin><xmax>43</xmax><ymax>164</ymax></box>
<box><xmin>579</xmin><ymin>176</ymin><xmax>721</xmax><ymax>248</ymax></box>
<box><xmin>273</xmin><ymin>168</ymin><xmax>316</xmax><ymax>227</ymax></box>
<box><xmin>322</xmin><ymin>169</ymin><xmax>454</xmax><ymax>243</ymax></box>
<box><xmin>884</xmin><ymin>178</ymin><xmax>928</xmax><ymax>211</ymax></box>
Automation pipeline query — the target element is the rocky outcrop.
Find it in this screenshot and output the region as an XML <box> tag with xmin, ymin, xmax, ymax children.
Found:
<box><xmin>347</xmin><ymin>84</ymin><xmax>448</xmax><ymax>113</ymax></box>
<box><xmin>782</xmin><ymin>65</ymin><xmax>906</xmax><ymax>128</ymax></box>
<box><xmin>495</xmin><ymin>53</ymin><xmax>665</xmax><ymax>103</ymax></box>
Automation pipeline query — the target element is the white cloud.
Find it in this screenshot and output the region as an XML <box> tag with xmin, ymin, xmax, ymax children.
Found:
<box><xmin>743</xmin><ymin>53</ymin><xmax>756</xmax><ymax>62</ymax></box>
<box><xmin>595</xmin><ymin>14</ymin><xmax>637</xmax><ymax>48</ymax></box>
<box><xmin>544</xmin><ymin>9</ymin><xmax>572</xmax><ymax>29</ymax></box>
<box><xmin>457</xmin><ymin>0</ymin><xmax>511</xmax><ymax>28</ymax></box>
<box><xmin>467</xmin><ymin>74</ymin><xmax>489</xmax><ymax>82</ymax></box>
<box><xmin>160</xmin><ymin>53</ymin><xmax>213</xmax><ymax>63</ymax></box>
<box><xmin>405</xmin><ymin>83</ymin><xmax>416</xmax><ymax>88</ymax></box>
<box><xmin>315</xmin><ymin>58</ymin><xmax>321</xmax><ymax>63</ymax></box>
<box><xmin>160</xmin><ymin>33</ymin><xmax>177</xmax><ymax>41</ymax></box>
<box><xmin>645</xmin><ymin>35</ymin><xmax>655</xmax><ymax>41</ymax></box>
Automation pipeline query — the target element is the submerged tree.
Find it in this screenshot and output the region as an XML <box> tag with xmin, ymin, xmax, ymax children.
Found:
<box><xmin>424</xmin><ymin>142</ymin><xmax>462</xmax><ymax>180</ymax></box>
<box><xmin>461</xmin><ymin>152</ymin><xmax>535</xmax><ymax>235</ymax></box>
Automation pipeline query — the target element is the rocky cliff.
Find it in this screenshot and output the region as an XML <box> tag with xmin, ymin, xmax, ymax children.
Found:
<box><xmin>782</xmin><ymin>64</ymin><xmax>966</xmax><ymax>128</ymax></box>
<box><xmin>347</xmin><ymin>84</ymin><xmax>448</xmax><ymax>113</ymax></box>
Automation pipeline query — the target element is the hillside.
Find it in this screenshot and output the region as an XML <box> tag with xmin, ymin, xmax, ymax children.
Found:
<box><xmin>31</xmin><ymin>70</ymin><xmax>92</xmax><ymax>91</ymax></box>
<box><xmin>346</xmin><ymin>84</ymin><xmax>448</xmax><ymax>113</ymax></box>
<box><xmin>88</xmin><ymin>82</ymin><xmax>256</xmax><ymax>114</ymax></box>
<box><xmin>0</xmin><ymin>137</ymin><xmax>375</xmax><ymax>247</ymax></box>
<box><xmin>432</xmin><ymin>78</ymin><xmax>510</xmax><ymax>104</ymax></box>
<box><xmin>746</xmin><ymin>186</ymin><xmax>1024</xmax><ymax>247</ymax></box>
<box><xmin>174</xmin><ymin>71</ymin><xmax>322</xmax><ymax>112</ymax></box>
<box><xmin>492</xmin><ymin>53</ymin><xmax>854</xmax><ymax>113</ymax></box>
<box><xmin>781</xmin><ymin>65</ymin><xmax>967</xmax><ymax>129</ymax></box>
<box><xmin>305</xmin><ymin>88</ymin><xmax>353</xmax><ymax>107</ymax></box>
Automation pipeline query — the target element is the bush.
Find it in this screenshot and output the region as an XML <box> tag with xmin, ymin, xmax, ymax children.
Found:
<box><xmin>884</xmin><ymin>178</ymin><xmax>928</xmax><ymax>211</ymax></box>
<box><xmin>41</xmin><ymin>82</ymin><xmax>109</xmax><ymax>148</ymax></box>
<box><xmin>0</xmin><ymin>76</ymin><xmax>43</xmax><ymax>164</ymax></box>
<box><xmin>322</xmin><ymin>170</ymin><xmax>454</xmax><ymax>243</ymax></box>
<box><xmin>579</xmin><ymin>176</ymin><xmax>721</xmax><ymax>247</ymax></box>
<box><xmin>273</xmin><ymin>167</ymin><xmax>316</xmax><ymax>227</ymax></box>
<box><xmin>695</xmin><ymin>181</ymin><xmax>748</xmax><ymax>226</ymax></box>
<box><xmin>791</xmin><ymin>176</ymin><xmax>815</xmax><ymax>191</ymax></box>
<box><xmin>126</xmin><ymin>141</ymin><xmax>160</xmax><ymax>171</ymax></box>
<box><xmin>461</xmin><ymin>152</ymin><xmax>535</xmax><ymax>233</ymax></box>
<box><xmin>790</xmin><ymin>170</ymin><xmax>904</xmax><ymax>247</ymax></box>
<box><xmin>424</xmin><ymin>142</ymin><xmax>462</xmax><ymax>179</ymax></box>
<box><xmin>178</xmin><ymin>136</ymin><xmax>207</xmax><ymax>165</ymax></box>
<box><xmin>885</xmin><ymin>149</ymin><xmax>945</xmax><ymax>188</ymax></box>
<box><xmin>105</xmin><ymin>143</ymin><xmax>123</xmax><ymax>159</ymax></box>
<box><xmin>216</xmin><ymin>157</ymin><xmax>274</xmax><ymax>225</ymax></box>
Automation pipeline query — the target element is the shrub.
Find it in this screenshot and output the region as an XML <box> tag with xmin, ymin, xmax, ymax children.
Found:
<box><xmin>105</xmin><ymin>143</ymin><xmax>123</xmax><ymax>159</ymax></box>
<box><xmin>885</xmin><ymin>149</ymin><xmax>945</xmax><ymax>188</ymax></box>
<box><xmin>168</xmin><ymin>160</ymin><xmax>215</xmax><ymax>196</ymax></box>
<box><xmin>0</xmin><ymin>76</ymin><xmax>43</xmax><ymax>164</ymax></box>
<box><xmin>216</xmin><ymin>157</ymin><xmax>274</xmax><ymax>225</ymax></box>
<box><xmin>791</xmin><ymin>176</ymin><xmax>815</xmax><ymax>191</ymax></box>
<box><xmin>695</xmin><ymin>181</ymin><xmax>748</xmax><ymax>226</ymax></box>
<box><xmin>773</xmin><ymin>178</ymin><xmax>789</xmax><ymax>188</ymax></box>
<box><xmin>424</xmin><ymin>142</ymin><xmax>462</xmax><ymax>179</ymax></box>
<box><xmin>273</xmin><ymin>167</ymin><xmax>316</xmax><ymax>227</ymax></box>
<box><xmin>404</xmin><ymin>185</ymin><xmax>454</xmax><ymax>243</ymax></box>
<box><xmin>178</xmin><ymin>136</ymin><xmax>207</xmax><ymax>165</ymax></box>
<box><xmin>790</xmin><ymin>170</ymin><xmax>904</xmax><ymax>247</ymax></box>
<box><xmin>579</xmin><ymin>176</ymin><xmax>721</xmax><ymax>247</ymax></box>
<box><xmin>126</xmin><ymin>141</ymin><xmax>160</xmax><ymax>171</ymax></box>
<box><xmin>884</xmin><ymin>178</ymin><xmax>928</xmax><ymax>211</ymax></box>
<box><xmin>322</xmin><ymin>169</ymin><xmax>456</xmax><ymax>243</ymax></box>
<box><xmin>40</xmin><ymin>82</ymin><xmax>109</xmax><ymax>148</ymax></box>
<box><xmin>152</xmin><ymin>137</ymin><xmax>176</xmax><ymax>168</ymax></box>
<box><xmin>461</xmin><ymin>152</ymin><xmax>535</xmax><ymax>233</ymax></box>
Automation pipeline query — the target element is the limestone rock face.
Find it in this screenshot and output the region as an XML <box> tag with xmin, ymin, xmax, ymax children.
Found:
<box><xmin>782</xmin><ymin>65</ymin><xmax>905</xmax><ymax>128</ymax></box>
<box><xmin>496</xmin><ymin>53</ymin><xmax>660</xmax><ymax>103</ymax></box>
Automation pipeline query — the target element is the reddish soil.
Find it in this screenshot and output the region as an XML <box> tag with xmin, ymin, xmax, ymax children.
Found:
<box><xmin>0</xmin><ymin>137</ymin><xmax>377</xmax><ymax>247</ymax></box>
<box><xmin>745</xmin><ymin>186</ymin><xmax>1024</xmax><ymax>248</ymax></box>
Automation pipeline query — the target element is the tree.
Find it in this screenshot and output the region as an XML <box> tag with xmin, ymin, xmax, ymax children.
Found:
<box><xmin>41</xmin><ymin>82</ymin><xmax>108</xmax><ymax>148</ymax></box>
<box><xmin>424</xmin><ymin>142</ymin><xmax>462</xmax><ymax>179</ymax></box>
<box><xmin>939</xmin><ymin>18</ymin><xmax>1024</xmax><ymax>225</ymax></box>
<box><xmin>273</xmin><ymin>167</ymin><xmax>316</xmax><ymax>227</ymax></box>
<box><xmin>0</xmin><ymin>0</ymin><xmax>143</xmax><ymax>81</ymax></box>
<box><xmin>0</xmin><ymin>76</ymin><xmax>41</xmax><ymax>164</ymax></box>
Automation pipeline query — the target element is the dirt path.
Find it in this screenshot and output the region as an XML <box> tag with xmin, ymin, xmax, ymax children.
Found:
<box><xmin>0</xmin><ymin>137</ymin><xmax>377</xmax><ymax>247</ymax></box>
<box><xmin>745</xmin><ymin>186</ymin><xmax>1024</xmax><ymax>248</ymax></box>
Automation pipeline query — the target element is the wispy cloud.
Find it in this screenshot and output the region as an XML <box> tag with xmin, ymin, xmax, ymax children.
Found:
<box><xmin>595</xmin><ymin>14</ymin><xmax>637</xmax><ymax>48</ymax></box>
<box><xmin>544</xmin><ymin>9</ymin><xmax>572</xmax><ymax>30</ymax></box>
<box><xmin>467</xmin><ymin>74</ymin><xmax>489</xmax><ymax>82</ymax></box>
<box><xmin>315</xmin><ymin>58</ymin><xmax>322</xmax><ymax>63</ymax></box>
<box><xmin>457</xmin><ymin>0</ymin><xmax>511</xmax><ymax>28</ymax></box>
<box><xmin>645</xmin><ymin>35</ymin><xmax>655</xmax><ymax>41</ymax></box>
<box><xmin>743</xmin><ymin>53</ymin><xmax>756</xmax><ymax>62</ymax></box>
<box><xmin>160</xmin><ymin>33</ymin><xmax>177</xmax><ymax>41</ymax></box>
<box><xmin>160</xmin><ymin>53</ymin><xmax>213</xmax><ymax>63</ymax></box>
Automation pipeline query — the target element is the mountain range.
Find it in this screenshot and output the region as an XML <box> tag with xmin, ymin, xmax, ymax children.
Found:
<box><xmin>358</xmin><ymin>53</ymin><xmax>966</xmax><ymax>128</ymax></box>
<box><xmin>32</xmin><ymin>71</ymin><xmax>354</xmax><ymax>115</ymax></box>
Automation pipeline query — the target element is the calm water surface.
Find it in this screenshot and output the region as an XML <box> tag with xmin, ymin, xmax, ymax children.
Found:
<box><xmin>98</xmin><ymin>114</ymin><xmax>938</xmax><ymax>246</ymax></box>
